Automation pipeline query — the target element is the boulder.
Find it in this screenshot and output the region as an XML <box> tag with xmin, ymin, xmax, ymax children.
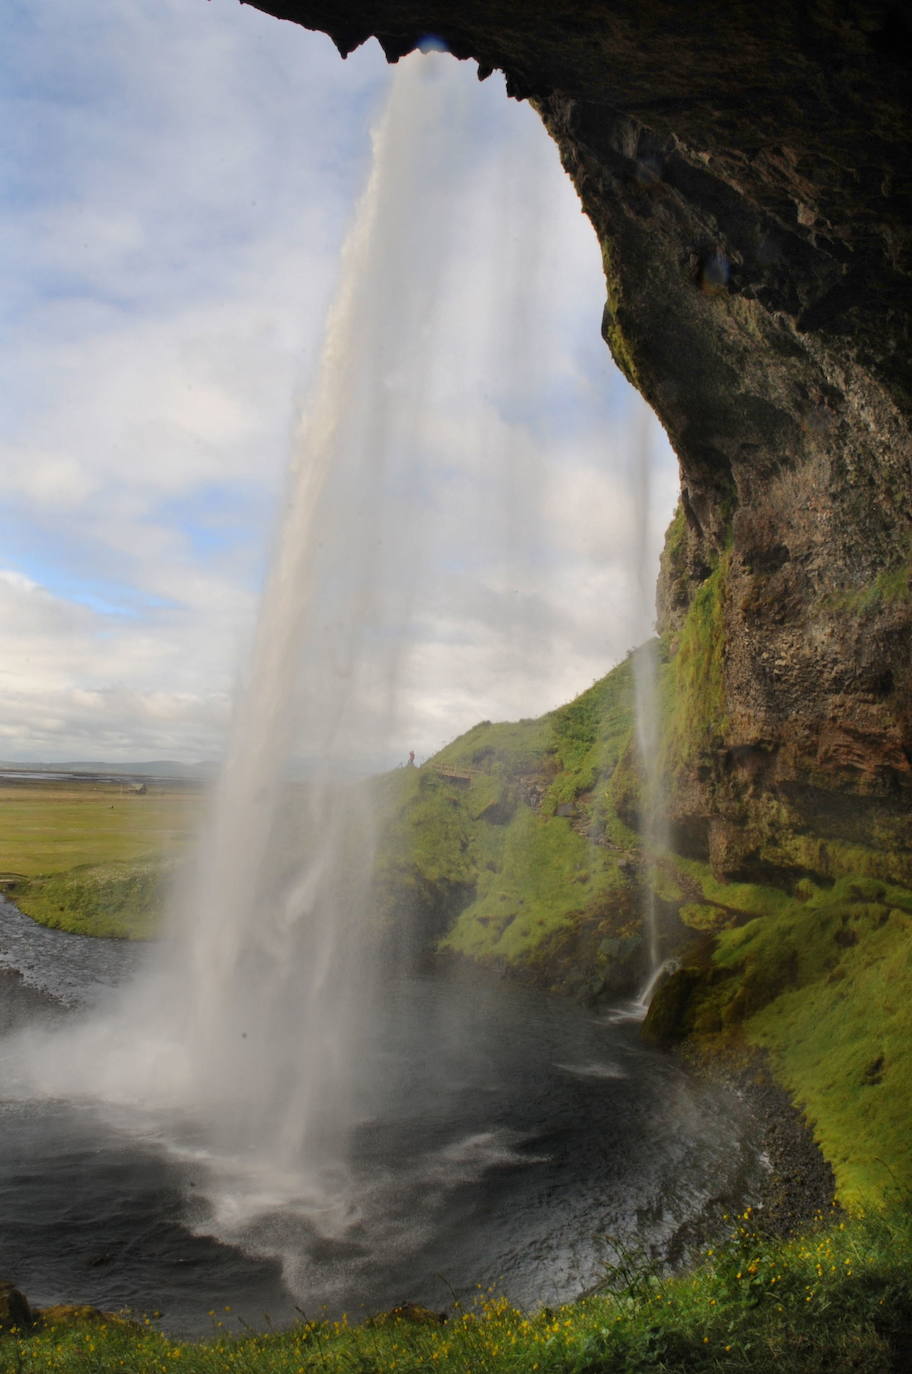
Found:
<box><xmin>0</xmin><ymin>1282</ymin><xmax>32</xmax><ymax>1331</ymax></box>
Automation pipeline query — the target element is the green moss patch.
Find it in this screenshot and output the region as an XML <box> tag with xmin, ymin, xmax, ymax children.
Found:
<box><xmin>747</xmin><ymin>898</ymin><xmax>912</xmax><ymax>1207</ymax></box>
<box><xmin>652</xmin><ymin>874</ymin><xmax>912</xmax><ymax>1206</ymax></box>
<box><xmin>376</xmin><ymin>659</ymin><xmax>643</xmax><ymax>979</ymax></box>
<box><xmin>663</xmin><ymin>551</ymin><xmax>729</xmax><ymax>771</ymax></box>
<box><xmin>442</xmin><ymin>807</ymin><xmax>592</xmax><ymax>961</ymax></box>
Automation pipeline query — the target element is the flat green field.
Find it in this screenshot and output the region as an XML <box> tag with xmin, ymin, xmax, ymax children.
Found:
<box><xmin>0</xmin><ymin>779</ymin><xmax>204</xmax><ymax>938</ymax></box>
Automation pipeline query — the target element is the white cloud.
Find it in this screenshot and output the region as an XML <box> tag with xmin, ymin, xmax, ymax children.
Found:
<box><xmin>2</xmin><ymin>4</ymin><xmax>679</xmax><ymax>766</ymax></box>
<box><xmin>0</xmin><ymin>566</ymin><xmax>234</xmax><ymax>760</ymax></box>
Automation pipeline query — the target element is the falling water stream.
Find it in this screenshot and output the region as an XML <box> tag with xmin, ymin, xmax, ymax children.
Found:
<box><xmin>630</xmin><ymin>405</ymin><xmax>674</xmax><ymax>1009</ymax></box>
<box><xmin>0</xmin><ymin>53</ymin><xmax>762</xmax><ymax>1332</ymax></box>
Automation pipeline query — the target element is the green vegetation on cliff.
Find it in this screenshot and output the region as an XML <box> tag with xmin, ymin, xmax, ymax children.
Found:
<box><xmin>648</xmin><ymin>870</ymin><xmax>912</xmax><ymax>1206</ymax></box>
<box><xmin>373</xmin><ymin>658</ymin><xmax>648</xmax><ymax>996</ymax></box>
<box><xmin>633</xmin><ymin>515</ymin><xmax>912</xmax><ymax>1212</ymax></box>
<box><xmin>663</xmin><ymin>550</ymin><xmax>729</xmax><ymax>772</ymax></box>
<box><xmin>375</xmin><ymin>587</ymin><xmax>911</xmax><ymax>1214</ymax></box>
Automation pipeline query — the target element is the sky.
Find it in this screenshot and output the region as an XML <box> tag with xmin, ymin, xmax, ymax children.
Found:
<box><xmin>1</xmin><ymin>0</ymin><xmax>680</xmax><ymax>767</ymax></box>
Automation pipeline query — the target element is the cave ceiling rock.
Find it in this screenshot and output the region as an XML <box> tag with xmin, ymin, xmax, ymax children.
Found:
<box><xmin>247</xmin><ymin>0</ymin><xmax>911</xmax><ymax>522</ymax></box>
<box><xmin>246</xmin><ymin>0</ymin><xmax>912</xmax><ymax>858</ymax></box>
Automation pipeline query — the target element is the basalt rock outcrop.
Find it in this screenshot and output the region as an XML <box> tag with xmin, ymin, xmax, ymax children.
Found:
<box><xmin>250</xmin><ymin>0</ymin><xmax>911</xmax><ymax>891</ymax></box>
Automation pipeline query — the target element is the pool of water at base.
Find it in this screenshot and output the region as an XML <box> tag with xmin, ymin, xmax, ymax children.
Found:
<box><xmin>0</xmin><ymin>898</ymin><xmax>762</xmax><ymax>1335</ymax></box>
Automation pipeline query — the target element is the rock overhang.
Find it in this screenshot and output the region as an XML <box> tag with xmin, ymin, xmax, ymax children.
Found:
<box><xmin>243</xmin><ymin>0</ymin><xmax>911</xmax><ymax>872</ymax></box>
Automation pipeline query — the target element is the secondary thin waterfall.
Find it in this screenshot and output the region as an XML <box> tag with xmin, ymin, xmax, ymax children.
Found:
<box><xmin>631</xmin><ymin>405</ymin><xmax>670</xmax><ymax>1002</ymax></box>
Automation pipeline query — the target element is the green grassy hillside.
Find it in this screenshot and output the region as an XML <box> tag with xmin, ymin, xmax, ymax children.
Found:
<box><xmin>3</xmin><ymin>665</ymin><xmax>911</xmax><ymax>1366</ymax></box>
<box><xmin>372</xmin><ymin>657</ymin><xmax>651</xmax><ymax>997</ymax></box>
<box><xmin>376</xmin><ymin>644</ymin><xmax>912</xmax><ymax>1213</ymax></box>
<box><xmin>643</xmin><ymin>871</ymin><xmax>912</xmax><ymax>1205</ymax></box>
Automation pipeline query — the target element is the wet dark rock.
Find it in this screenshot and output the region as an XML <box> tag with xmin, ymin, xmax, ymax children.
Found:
<box><xmin>716</xmin><ymin>1053</ymin><xmax>837</xmax><ymax>1239</ymax></box>
<box><xmin>640</xmin><ymin>966</ymin><xmax>703</xmax><ymax>1046</ymax></box>
<box><xmin>0</xmin><ymin>1282</ymin><xmax>32</xmax><ymax>1331</ymax></box>
<box><xmin>34</xmin><ymin>1303</ymin><xmax>138</xmax><ymax>1331</ymax></box>
<box><xmin>0</xmin><ymin>968</ymin><xmax>62</xmax><ymax>1035</ymax></box>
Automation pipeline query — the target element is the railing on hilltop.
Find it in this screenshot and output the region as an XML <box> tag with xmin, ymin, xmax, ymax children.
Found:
<box><xmin>422</xmin><ymin>763</ymin><xmax>481</xmax><ymax>783</ymax></box>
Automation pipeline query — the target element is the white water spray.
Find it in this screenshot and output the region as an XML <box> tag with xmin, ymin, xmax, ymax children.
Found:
<box><xmin>16</xmin><ymin>53</ymin><xmax>490</xmax><ymax>1226</ymax></box>
<box><xmin>7</xmin><ymin>46</ymin><xmax>685</xmax><ymax>1302</ymax></box>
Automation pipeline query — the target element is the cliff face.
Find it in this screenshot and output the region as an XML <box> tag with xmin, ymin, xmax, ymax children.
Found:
<box><xmin>538</xmin><ymin>55</ymin><xmax>912</xmax><ymax>891</ymax></box>
<box><xmin>253</xmin><ymin>0</ymin><xmax>911</xmax><ymax>893</ymax></box>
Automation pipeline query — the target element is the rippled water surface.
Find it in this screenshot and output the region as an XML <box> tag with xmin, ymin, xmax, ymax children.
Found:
<box><xmin>0</xmin><ymin>899</ymin><xmax>760</xmax><ymax>1334</ymax></box>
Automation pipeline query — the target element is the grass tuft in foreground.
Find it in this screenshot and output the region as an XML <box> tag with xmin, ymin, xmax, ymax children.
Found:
<box><xmin>3</xmin><ymin>1208</ymin><xmax>910</xmax><ymax>1372</ymax></box>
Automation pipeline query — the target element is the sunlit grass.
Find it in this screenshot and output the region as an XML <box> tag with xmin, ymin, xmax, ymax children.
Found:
<box><xmin>2</xmin><ymin>1208</ymin><xmax>910</xmax><ymax>1371</ymax></box>
<box><xmin>662</xmin><ymin>868</ymin><xmax>912</xmax><ymax>1206</ymax></box>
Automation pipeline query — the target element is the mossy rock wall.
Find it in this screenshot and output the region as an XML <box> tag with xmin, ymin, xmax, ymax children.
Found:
<box><xmin>378</xmin><ymin>591</ymin><xmax>912</xmax><ymax>1208</ymax></box>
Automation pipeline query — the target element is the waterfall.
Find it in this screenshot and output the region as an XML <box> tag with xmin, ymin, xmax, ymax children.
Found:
<box><xmin>630</xmin><ymin>405</ymin><xmax>670</xmax><ymax>1004</ymax></box>
<box><xmin>15</xmin><ymin>51</ymin><xmax>489</xmax><ymax>1226</ymax></box>
<box><xmin>10</xmin><ymin>45</ymin><xmax>680</xmax><ymax>1289</ymax></box>
<box><xmin>633</xmin><ymin>638</ymin><xmax>664</xmax><ymax>975</ymax></box>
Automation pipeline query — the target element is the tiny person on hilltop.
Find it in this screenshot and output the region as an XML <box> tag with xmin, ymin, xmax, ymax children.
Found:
<box><xmin>408</xmin><ymin>750</ymin><xmax>415</xmax><ymax>766</ymax></box>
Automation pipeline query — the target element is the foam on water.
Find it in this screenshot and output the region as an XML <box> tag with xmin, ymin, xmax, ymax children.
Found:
<box><xmin>555</xmin><ymin>1060</ymin><xmax>628</xmax><ymax>1080</ymax></box>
